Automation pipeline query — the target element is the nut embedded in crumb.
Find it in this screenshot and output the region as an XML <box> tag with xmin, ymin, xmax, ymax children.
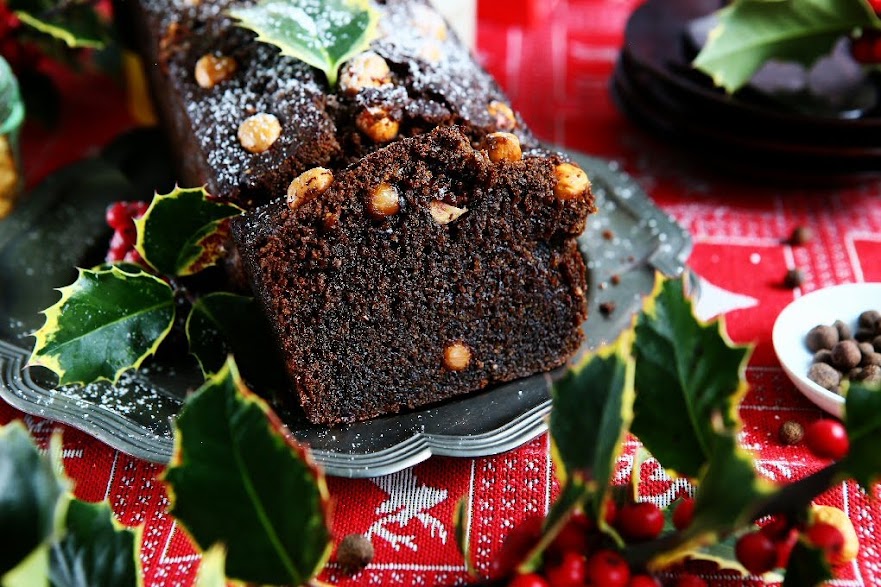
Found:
<box><xmin>287</xmin><ymin>167</ymin><xmax>334</xmax><ymax>211</ymax></box>
<box><xmin>339</xmin><ymin>51</ymin><xmax>392</xmax><ymax>96</ymax></box>
<box><xmin>487</xmin><ymin>100</ymin><xmax>516</xmax><ymax>131</ymax></box>
<box><xmin>412</xmin><ymin>4</ymin><xmax>448</xmax><ymax>40</ymax></box>
<box><xmin>554</xmin><ymin>163</ymin><xmax>590</xmax><ymax>200</ymax></box>
<box><xmin>237</xmin><ymin>113</ymin><xmax>282</xmax><ymax>154</ymax></box>
<box><xmin>194</xmin><ymin>54</ymin><xmax>237</xmax><ymax>89</ymax></box>
<box><xmin>483</xmin><ymin>132</ymin><xmax>522</xmax><ymax>163</ymax></box>
<box><xmin>337</xmin><ymin>534</ymin><xmax>374</xmax><ymax>574</ymax></box>
<box><xmin>430</xmin><ymin>201</ymin><xmax>467</xmax><ymax>225</ymax></box>
<box><xmin>356</xmin><ymin>107</ymin><xmax>400</xmax><ymax>143</ymax></box>
<box><xmin>368</xmin><ymin>183</ymin><xmax>400</xmax><ymax>219</ymax></box>
<box><xmin>444</xmin><ymin>342</ymin><xmax>471</xmax><ymax>371</ymax></box>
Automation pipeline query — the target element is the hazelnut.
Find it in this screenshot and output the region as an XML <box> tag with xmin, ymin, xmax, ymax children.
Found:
<box><xmin>430</xmin><ymin>201</ymin><xmax>467</xmax><ymax>225</ymax></box>
<box><xmin>487</xmin><ymin>100</ymin><xmax>516</xmax><ymax>131</ymax></box>
<box><xmin>778</xmin><ymin>420</ymin><xmax>804</xmax><ymax>445</ymax></box>
<box><xmin>287</xmin><ymin>167</ymin><xmax>334</xmax><ymax>210</ymax></box>
<box><xmin>443</xmin><ymin>342</ymin><xmax>471</xmax><ymax>371</ymax></box>
<box><xmin>831</xmin><ymin>340</ymin><xmax>862</xmax><ymax>370</ymax></box>
<box><xmin>554</xmin><ymin>163</ymin><xmax>590</xmax><ymax>201</ymax></box>
<box><xmin>367</xmin><ymin>183</ymin><xmax>400</xmax><ymax>219</ymax></box>
<box><xmin>833</xmin><ymin>319</ymin><xmax>853</xmax><ymax>341</ymax></box>
<box><xmin>483</xmin><ymin>132</ymin><xmax>522</xmax><ymax>163</ymax></box>
<box><xmin>237</xmin><ymin>113</ymin><xmax>282</xmax><ymax>154</ymax></box>
<box><xmin>486</xmin><ymin>100</ymin><xmax>517</xmax><ymax>131</ymax></box>
<box><xmin>194</xmin><ymin>54</ymin><xmax>237</xmax><ymax>89</ymax></box>
<box><xmin>339</xmin><ymin>51</ymin><xmax>392</xmax><ymax>96</ymax></box>
<box><xmin>806</xmin><ymin>325</ymin><xmax>838</xmax><ymax>352</ymax></box>
<box><xmin>356</xmin><ymin>107</ymin><xmax>400</xmax><ymax>143</ymax></box>
<box><xmin>808</xmin><ymin>362</ymin><xmax>841</xmax><ymax>391</ymax></box>
<box><xmin>337</xmin><ymin>534</ymin><xmax>374</xmax><ymax>573</ymax></box>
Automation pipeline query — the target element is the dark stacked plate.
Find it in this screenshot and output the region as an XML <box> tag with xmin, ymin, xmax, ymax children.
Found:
<box><xmin>614</xmin><ymin>0</ymin><xmax>881</xmax><ymax>183</ymax></box>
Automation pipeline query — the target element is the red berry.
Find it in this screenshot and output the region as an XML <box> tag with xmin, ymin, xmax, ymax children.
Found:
<box><xmin>806</xmin><ymin>522</ymin><xmax>845</xmax><ymax>561</ymax></box>
<box><xmin>674</xmin><ymin>574</ymin><xmax>707</xmax><ymax>587</ymax></box>
<box><xmin>549</xmin><ymin>512</ymin><xmax>592</xmax><ymax>558</ymax></box>
<box><xmin>491</xmin><ymin>516</ymin><xmax>544</xmax><ymax>578</ymax></box>
<box><xmin>584</xmin><ymin>549</ymin><xmax>630</xmax><ymax>587</ymax></box>
<box><xmin>604</xmin><ymin>499</ymin><xmax>619</xmax><ymax>526</ymax></box>
<box><xmin>804</xmin><ymin>419</ymin><xmax>849</xmax><ymax>460</ymax></box>
<box><xmin>759</xmin><ymin>516</ymin><xmax>790</xmax><ymax>541</ymax></box>
<box><xmin>867</xmin><ymin>0</ymin><xmax>881</xmax><ymax>15</ymax></box>
<box><xmin>672</xmin><ymin>497</ymin><xmax>695</xmax><ymax>531</ymax></box>
<box><xmin>106</xmin><ymin>247</ymin><xmax>126</xmax><ymax>263</ymax></box>
<box><xmin>106</xmin><ymin>202</ymin><xmax>131</xmax><ymax>230</ymax></box>
<box><xmin>616</xmin><ymin>502</ymin><xmax>664</xmax><ymax>542</ymax></box>
<box><xmin>128</xmin><ymin>201</ymin><xmax>149</xmax><ymax>219</ymax></box>
<box><xmin>509</xmin><ymin>573</ymin><xmax>550</xmax><ymax>587</ymax></box>
<box><xmin>735</xmin><ymin>531</ymin><xmax>777</xmax><ymax>575</ymax></box>
<box><xmin>546</xmin><ymin>551</ymin><xmax>587</xmax><ymax>587</ymax></box>
<box><xmin>851</xmin><ymin>31</ymin><xmax>881</xmax><ymax>64</ymax></box>
<box><xmin>627</xmin><ymin>575</ymin><xmax>661</xmax><ymax>587</ymax></box>
<box><xmin>775</xmin><ymin>528</ymin><xmax>799</xmax><ymax>569</ymax></box>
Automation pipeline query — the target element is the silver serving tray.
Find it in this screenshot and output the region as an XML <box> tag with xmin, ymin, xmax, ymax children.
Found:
<box><xmin>0</xmin><ymin>133</ymin><xmax>691</xmax><ymax>477</ymax></box>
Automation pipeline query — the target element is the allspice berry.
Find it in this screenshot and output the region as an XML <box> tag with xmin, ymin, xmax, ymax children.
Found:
<box><xmin>812</xmin><ymin>349</ymin><xmax>833</xmax><ymax>365</ymax></box>
<box><xmin>833</xmin><ymin>319</ymin><xmax>853</xmax><ymax>341</ymax></box>
<box><xmin>783</xmin><ymin>268</ymin><xmax>804</xmax><ymax>289</ymax></box>
<box><xmin>806</xmin><ymin>325</ymin><xmax>838</xmax><ymax>352</ymax></box>
<box><xmin>337</xmin><ymin>534</ymin><xmax>374</xmax><ymax>574</ymax></box>
<box><xmin>808</xmin><ymin>362</ymin><xmax>842</xmax><ymax>391</ymax></box>
<box><xmin>858</xmin><ymin>310</ymin><xmax>881</xmax><ymax>331</ymax></box>
<box><xmin>786</xmin><ymin>225</ymin><xmax>813</xmax><ymax>246</ymax></box>
<box><xmin>831</xmin><ymin>340</ymin><xmax>862</xmax><ymax>371</ymax></box>
<box><xmin>779</xmin><ymin>421</ymin><xmax>804</xmax><ymax>445</ymax></box>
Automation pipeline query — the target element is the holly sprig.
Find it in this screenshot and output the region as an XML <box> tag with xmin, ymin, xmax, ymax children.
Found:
<box><xmin>693</xmin><ymin>0</ymin><xmax>881</xmax><ymax>93</ymax></box>
<box><xmin>461</xmin><ymin>275</ymin><xmax>878</xmax><ymax>587</ymax></box>
<box><xmin>28</xmin><ymin>186</ymin><xmax>278</xmax><ymax>390</ymax></box>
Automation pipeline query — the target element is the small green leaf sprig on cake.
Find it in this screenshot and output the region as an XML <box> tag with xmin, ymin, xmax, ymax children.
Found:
<box><xmin>229</xmin><ymin>0</ymin><xmax>381</xmax><ymax>86</ymax></box>
<box><xmin>694</xmin><ymin>0</ymin><xmax>881</xmax><ymax>93</ymax></box>
<box><xmin>28</xmin><ymin>186</ymin><xmax>279</xmax><ymax>390</ymax></box>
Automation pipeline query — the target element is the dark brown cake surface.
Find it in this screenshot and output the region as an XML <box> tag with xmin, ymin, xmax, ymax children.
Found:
<box><xmin>122</xmin><ymin>0</ymin><xmax>536</xmax><ymax>206</ymax></box>
<box><xmin>232</xmin><ymin>127</ymin><xmax>594</xmax><ymax>425</ymax></box>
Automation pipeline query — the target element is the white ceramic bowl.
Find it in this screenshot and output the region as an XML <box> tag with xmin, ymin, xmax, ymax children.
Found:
<box><xmin>772</xmin><ymin>283</ymin><xmax>881</xmax><ymax>418</ymax></box>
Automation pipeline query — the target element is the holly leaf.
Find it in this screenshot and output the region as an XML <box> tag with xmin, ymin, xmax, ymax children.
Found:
<box><xmin>185</xmin><ymin>293</ymin><xmax>287</xmax><ymax>394</ymax></box>
<box><xmin>162</xmin><ymin>358</ymin><xmax>332</xmax><ymax>586</ymax></box>
<box><xmin>134</xmin><ymin>187</ymin><xmax>242</xmax><ymax>277</ymax></box>
<box><xmin>194</xmin><ymin>545</ymin><xmax>229</xmax><ymax>587</ymax></box>
<box><xmin>841</xmin><ymin>381</ymin><xmax>881</xmax><ymax>490</ymax></box>
<box><xmin>452</xmin><ymin>497</ymin><xmax>476</xmax><ymax>577</ymax></box>
<box><xmin>782</xmin><ymin>540</ymin><xmax>832</xmax><ymax>587</ymax></box>
<box><xmin>29</xmin><ymin>267</ymin><xmax>175</xmax><ymax>386</ymax></box>
<box><xmin>693</xmin><ymin>0</ymin><xmax>880</xmax><ymax>93</ymax></box>
<box><xmin>9</xmin><ymin>0</ymin><xmax>109</xmax><ymax>49</ymax></box>
<box><xmin>48</xmin><ymin>501</ymin><xmax>139</xmax><ymax>587</ymax></box>
<box><xmin>229</xmin><ymin>0</ymin><xmax>380</xmax><ymax>86</ymax></box>
<box><xmin>0</xmin><ymin>55</ymin><xmax>25</xmax><ymax>137</ymax></box>
<box><xmin>632</xmin><ymin>275</ymin><xmax>752</xmax><ymax>478</ymax></box>
<box><xmin>0</xmin><ymin>423</ymin><xmax>66</xmax><ymax>578</ymax></box>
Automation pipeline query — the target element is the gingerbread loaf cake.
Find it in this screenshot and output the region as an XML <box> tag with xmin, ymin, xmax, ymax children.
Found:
<box><xmin>232</xmin><ymin>127</ymin><xmax>594</xmax><ymax>424</ymax></box>
<box><xmin>120</xmin><ymin>0</ymin><xmax>597</xmax><ymax>424</ymax></box>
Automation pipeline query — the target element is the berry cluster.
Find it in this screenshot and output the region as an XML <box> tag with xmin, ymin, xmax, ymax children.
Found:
<box><xmin>492</xmin><ymin>499</ymin><xmax>707</xmax><ymax>587</ymax></box>
<box><xmin>105</xmin><ymin>201</ymin><xmax>148</xmax><ymax>265</ymax></box>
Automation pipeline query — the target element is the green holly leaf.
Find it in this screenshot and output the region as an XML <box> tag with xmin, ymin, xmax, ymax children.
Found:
<box><xmin>632</xmin><ymin>276</ymin><xmax>752</xmax><ymax>478</ymax></box>
<box><xmin>29</xmin><ymin>267</ymin><xmax>175</xmax><ymax>386</ymax></box>
<box><xmin>693</xmin><ymin>0</ymin><xmax>880</xmax><ymax>93</ymax></box>
<box><xmin>48</xmin><ymin>501</ymin><xmax>139</xmax><ymax>587</ymax></box>
<box><xmin>162</xmin><ymin>358</ymin><xmax>332</xmax><ymax>586</ymax></box>
<box><xmin>185</xmin><ymin>293</ymin><xmax>287</xmax><ymax>394</ymax></box>
<box><xmin>9</xmin><ymin>0</ymin><xmax>109</xmax><ymax>49</ymax></box>
<box><xmin>782</xmin><ymin>540</ymin><xmax>832</xmax><ymax>587</ymax></box>
<box><xmin>194</xmin><ymin>545</ymin><xmax>228</xmax><ymax>587</ymax></box>
<box><xmin>134</xmin><ymin>187</ymin><xmax>242</xmax><ymax>277</ymax></box>
<box><xmin>229</xmin><ymin>0</ymin><xmax>380</xmax><ymax>86</ymax></box>
<box><xmin>551</xmin><ymin>334</ymin><xmax>635</xmax><ymax>517</ymax></box>
<box><xmin>0</xmin><ymin>423</ymin><xmax>66</xmax><ymax>578</ymax></box>
<box><xmin>3</xmin><ymin>544</ymin><xmax>50</xmax><ymax>587</ymax></box>
<box><xmin>841</xmin><ymin>381</ymin><xmax>881</xmax><ymax>490</ymax></box>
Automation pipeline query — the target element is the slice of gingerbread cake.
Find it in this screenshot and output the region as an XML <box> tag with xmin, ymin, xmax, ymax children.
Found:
<box><xmin>231</xmin><ymin>127</ymin><xmax>594</xmax><ymax>425</ymax></box>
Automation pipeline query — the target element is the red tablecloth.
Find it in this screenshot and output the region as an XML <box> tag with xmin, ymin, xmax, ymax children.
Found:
<box><xmin>6</xmin><ymin>1</ymin><xmax>881</xmax><ymax>585</ymax></box>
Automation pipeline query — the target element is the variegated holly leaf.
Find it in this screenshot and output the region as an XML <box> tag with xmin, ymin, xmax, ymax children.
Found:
<box><xmin>9</xmin><ymin>0</ymin><xmax>109</xmax><ymax>49</ymax></box>
<box><xmin>632</xmin><ymin>275</ymin><xmax>752</xmax><ymax>478</ymax></box>
<box><xmin>162</xmin><ymin>358</ymin><xmax>331</xmax><ymax>585</ymax></box>
<box><xmin>185</xmin><ymin>292</ymin><xmax>287</xmax><ymax>394</ymax></box>
<box><xmin>29</xmin><ymin>267</ymin><xmax>175</xmax><ymax>386</ymax></box>
<box><xmin>49</xmin><ymin>501</ymin><xmax>139</xmax><ymax>587</ymax></box>
<box><xmin>0</xmin><ymin>423</ymin><xmax>66</xmax><ymax>579</ymax></box>
<box><xmin>693</xmin><ymin>0</ymin><xmax>879</xmax><ymax>93</ymax></box>
<box><xmin>841</xmin><ymin>381</ymin><xmax>881</xmax><ymax>490</ymax></box>
<box><xmin>194</xmin><ymin>545</ymin><xmax>228</xmax><ymax>587</ymax></box>
<box><xmin>134</xmin><ymin>186</ymin><xmax>242</xmax><ymax>277</ymax></box>
<box><xmin>229</xmin><ymin>0</ymin><xmax>380</xmax><ymax>86</ymax></box>
<box><xmin>783</xmin><ymin>540</ymin><xmax>832</xmax><ymax>587</ymax></box>
<box><xmin>453</xmin><ymin>496</ymin><xmax>476</xmax><ymax>577</ymax></box>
